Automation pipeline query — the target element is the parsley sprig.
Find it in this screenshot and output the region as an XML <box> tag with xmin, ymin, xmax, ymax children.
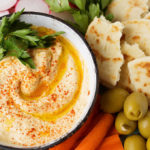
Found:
<box><xmin>0</xmin><ymin>9</ymin><xmax>65</xmax><ymax>69</ymax></box>
<box><xmin>45</xmin><ymin>0</ymin><xmax>113</xmax><ymax>34</ymax></box>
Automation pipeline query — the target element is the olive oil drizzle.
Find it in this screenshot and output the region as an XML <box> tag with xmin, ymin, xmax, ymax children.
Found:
<box><xmin>20</xmin><ymin>46</ymin><xmax>69</xmax><ymax>100</ymax></box>
<box><xmin>17</xmin><ymin>27</ymin><xmax>83</xmax><ymax>121</ymax></box>
<box><xmin>30</xmin><ymin>36</ymin><xmax>83</xmax><ymax>121</ymax></box>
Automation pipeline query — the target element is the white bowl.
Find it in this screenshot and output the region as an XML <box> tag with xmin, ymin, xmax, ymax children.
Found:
<box><xmin>0</xmin><ymin>12</ymin><xmax>98</xmax><ymax>150</ymax></box>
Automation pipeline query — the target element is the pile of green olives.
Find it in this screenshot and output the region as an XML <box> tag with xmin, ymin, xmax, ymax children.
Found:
<box><xmin>100</xmin><ymin>88</ymin><xmax>150</xmax><ymax>150</ymax></box>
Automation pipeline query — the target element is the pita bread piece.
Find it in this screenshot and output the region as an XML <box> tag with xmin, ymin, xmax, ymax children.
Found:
<box><xmin>85</xmin><ymin>16</ymin><xmax>124</xmax><ymax>87</ymax></box>
<box><xmin>148</xmin><ymin>0</ymin><xmax>150</xmax><ymax>8</ymax></box>
<box><xmin>123</xmin><ymin>19</ymin><xmax>150</xmax><ymax>55</ymax></box>
<box><xmin>128</xmin><ymin>57</ymin><xmax>150</xmax><ymax>99</ymax></box>
<box><xmin>118</xmin><ymin>42</ymin><xmax>145</xmax><ymax>91</ymax></box>
<box><xmin>107</xmin><ymin>0</ymin><xmax>148</xmax><ymax>21</ymax></box>
<box><xmin>144</xmin><ymin>12</ymin><xmax>150</xmax><ymax>19</ymax></box>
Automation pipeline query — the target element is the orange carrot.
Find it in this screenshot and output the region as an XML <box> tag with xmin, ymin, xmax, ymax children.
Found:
<box><xmin>82</xmin><ymin>113</ymin><xmax>103</xmax><ymax>137</ymax></box>
<box><xmin>98</xmin><ymin>134</ymin><xmax>124</xmax><ymax>150</ymax></box>
<box><xmin>74</xmin><ymin>113</ymin><xmax>103</xmax><ymax>148</ymax></box>
<box><xmin>49</xmin><ymin>116</ymin><xmax>91</xmax><ymax>150</ymax></box>
<box><xmin>75</xmin><ymin>113</ymin><xmax>114</xmax><ymax>150</ymax></box>
<box><xmin>50</xmin><ymin>95</ymin><xmax>100</xmax><ymax>150</ymax></box>
<box><xmin>107</xmin><ymin>126</ymin><xmax>118</xmax><ymax>136</ymax></box>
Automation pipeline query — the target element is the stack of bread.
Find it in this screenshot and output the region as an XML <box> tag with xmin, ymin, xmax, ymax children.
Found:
<box><xmin>85</xmin><ymin>0</ymin><xmax>150</xmax><ymax>102</ymax></box>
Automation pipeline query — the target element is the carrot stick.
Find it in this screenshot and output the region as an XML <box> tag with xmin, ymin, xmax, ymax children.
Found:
<box><xmin>82</xmin><ymin>113</ymin><xmax>103</xmax><ymax>137</ymax></box>
<box><xmin>50</xmin><ymin>95</ymin><xmax>101</xmax><ymax>150</ymax></box>
<box><xmin>98</xmin><ymin>134</ymin><xmax>124</xmax><ymax>150</ymax></box>
<box><xmin>49</xmin><ymin>116</ymin><xmax>92</xmax><ymax>150</ymax></box>
<box><xmin>107</xmin><ymin>126</ymin><xmax>118</xmax><ymax>136</ymax></box>
<box><xmin>75</xmin><ymin>113</ymin><xmax>114</xmax><ymax>150</ymax></box>
<box><xmin>74</xmin><ymin>113</ymin><xmax>103</xmax><ymax>148</ymax></box>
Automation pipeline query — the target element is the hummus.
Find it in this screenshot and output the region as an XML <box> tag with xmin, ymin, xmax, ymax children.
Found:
<box><xmin>0</xmin><ymin>27</ymin><xmax>90</xmax><ymax>147</ymax></box>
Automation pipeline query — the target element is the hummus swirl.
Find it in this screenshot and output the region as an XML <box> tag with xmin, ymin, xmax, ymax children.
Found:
<box><xmin>0</xmin><ymin>27</ymin><xmax>90</xmax><ymax>147</ymax></box>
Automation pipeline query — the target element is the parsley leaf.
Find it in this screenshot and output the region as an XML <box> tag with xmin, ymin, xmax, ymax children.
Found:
<box><xmin>0</xmin><ymin>17</ymin><xmax>9</xmax><ymax>44</ymax></box>
<box><xmin>46</xmin><ymin>0</ymin><xmax>113</xmax><ymax>34</ymax></box>
<box><xmin>10</xmin><ymin>29</ymin><xmax>40</xmax><ymax>46</ymax></box>
<box><xmin>4</xmin><ymin>37</ymin><xmax>27</xmax><ymax>57</ymax></box>
<box><xmin>106</xmin><ymin>13</ymin><xmax>114</xmax><ymax>21</ymax></box>
<box><xmin>71</xmin><ymin>0</ymin><xmax>86</xmax><ymax>10</ymax></box>
<box><xmin>9</xmin><ymin>9</ymin><xmax>25</xmax><ymax>24</ymax></box>
<box><xmin>10</xmin><ymin>20</ymin><xmax>31</xmax><ymax>31</ymax></box>
<box><xmin>100</xmin><ymin>0</ymin><xmax>111</xmax><ymax>10</ymax></box>
<box><xmin>72</xmin><ymin>11</ymin><xmax>89</xmax><ymax>33</ymax></box>
<box><xmin>41</xmin><ymin>31</ymin><xmax>65</xmax><ymax>40</ymax></box>
<box><xmin>20</xmin><ymin>51</ymin><xmax>30</xmax><ymax>59</ymax></box>
<box><xmin>10</xmin><ymin>29</ymin><xmax>36</xmax><ymax>36</ymax></box>
<box><xmin>0</xmin><ymin>9</ymin><xmax>65</xmax><ymax>69</ymax></box>
<box><xmin>45</xmin><ymin>0</ymin><xmax>71</xmax><ymax>12</ymax></box>
<box><xmin>19</xmin><ymin>58</ymin><xmax>36</xmax><ymax>69</ymax></box>
<box><xmin>40</xmin><ymin>31</ymin><xmax>65</xmax><ymax>47</ymax></box>
<box><xmin>89</xmin><ymin>3</ymin><xmax>101</xmax><ymax>22</ymax></box>
<box><xmin>0</xmin><ymin>46</ymin><xmax>6</xmax><ymax>60</ymax></box>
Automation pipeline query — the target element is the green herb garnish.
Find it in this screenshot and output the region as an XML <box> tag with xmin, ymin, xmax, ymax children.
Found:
<box><xmin>45</xmin><ymin>0</ymin><xmax>113</xmax><ymax>34</ymax></box>
<box><xmin>0</xmin><ymin>9</ymin><xmax>65</xmax><ymax>69</ymax></box>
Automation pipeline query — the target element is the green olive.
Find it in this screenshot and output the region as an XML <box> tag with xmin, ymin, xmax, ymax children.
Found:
<box><xmin>115</xmin><ymin>112</ymin><xmax>137</xmax><ymax>135</ymax></box>
<box><xmin>146</xmin><ymin>137</ymin><xmax>150</xmax><ymax>150</ymax></box>
<box><xmin>100</xmin><ymin>88</ymin><xmax>129</xmax><ymax>113</ymax></box>
<box><xmin>124</xmin><ymin>92</ymin><xmax>148</xmax><ymax>121</ymax></box>
<box><xmin>138</xmin><ymin>111</ymin><xmax>150</xmax><ymax>138</ymax></box>
<box><xmin>124</xmin><ymin>135</ymin><xmax>146</xmax><ymax>150</ymax></box>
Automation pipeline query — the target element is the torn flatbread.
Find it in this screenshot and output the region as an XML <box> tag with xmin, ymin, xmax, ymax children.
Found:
<box><xmin>118</xmin><ymin>42</ymin><xmax>145</xmax><ymax>91</ymax></box>
<box><xmin>123</xmin><ymin>19</ymin><xmax>150</xmax><ymax>55</ymax></box>
<box><xmin>144</xmin><ymin>12</ymin><xmax>150</xmax><ymax>19</ymax></box>
<box><xmin>107</xmin><ymin>0</ymin><xmax>148</xmax><ymax>21</ymax></box>
<box><xmin>128</xmin><ymin>57</ymin><xmax>150</xmax><ymax>100</ymax></box>
<box><xmin>148</xmin><ymin>0</ymin><xmax>150</xmax><ymax>8</ymax></box>
<box><xmin>85</xmin><ymin>16</ymin><xmax>124</xmax><ymax>87</ymax></box>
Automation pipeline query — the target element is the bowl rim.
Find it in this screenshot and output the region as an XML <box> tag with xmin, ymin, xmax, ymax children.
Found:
<box><xmin>0</xmin><ymin>12</ymin><xmax>99</xmax><ymax>150</ymax></box>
